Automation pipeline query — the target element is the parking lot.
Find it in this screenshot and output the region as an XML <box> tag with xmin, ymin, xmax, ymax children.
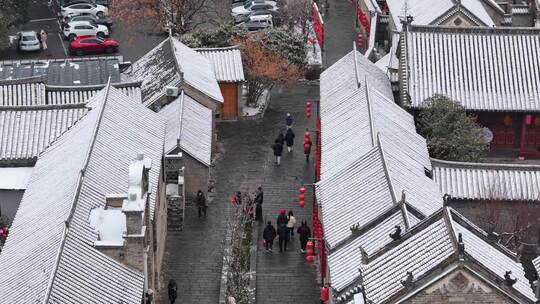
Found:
<box><xmin>0</xmin><ymin>0</ymin><xmax>167</xmax><ymax>62</ymax></box>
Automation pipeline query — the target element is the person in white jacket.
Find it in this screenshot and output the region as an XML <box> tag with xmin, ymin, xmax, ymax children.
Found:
<box><xmin>287</xmin><ymin>211</ymin><xmax>297</xmax><ymax>240</ymax></box>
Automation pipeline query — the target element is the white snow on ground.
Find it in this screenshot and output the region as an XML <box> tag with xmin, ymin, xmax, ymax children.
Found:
<box><xmin>0</xmin><ymin>167</ymin><xmax>34</xmax><ymax>190</ymax></box>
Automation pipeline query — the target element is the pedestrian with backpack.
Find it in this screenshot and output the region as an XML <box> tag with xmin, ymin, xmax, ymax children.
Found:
<box><xmin>263</xmin><ymin>221</ymin><xmax>277</xmax><ymax>252</ymax></box>
<box><xmin>285</xmin><ymin>128</ymin><xmax>295</xmax><ymax>153</ymax></box>
<box><xmin>297</xmin><ymin>221</ymin><xmax>312</xmax><ymax>253</ymax></box>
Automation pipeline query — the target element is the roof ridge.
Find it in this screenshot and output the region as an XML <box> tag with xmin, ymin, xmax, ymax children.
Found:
<box><xmin>376</xmin><ymin>133</ymin><xmax>398</xmax><ymax>204</ymax></box>
<box><xmin>194</xmin><ymin>45</ymin><xmax>241</xmax><ymax>51</ymax></box>
<box><xmin>43</xmin><ymin>80</ymin><xmax>113</xmax><ymax>303</ymax></box>
<box><xmin>0</xmin><ymin>103</ymin><xmax>88</xmax><ymax>111</ymax></box>
<box><xmin>46</xmin><ymin>80</ymin><xmax>143</xmax><ymax>91</ymax></box>
<box><xmin>409</xmin><ymin>24</ymin><xmax>540</xmax><ymax>34</ymax></box>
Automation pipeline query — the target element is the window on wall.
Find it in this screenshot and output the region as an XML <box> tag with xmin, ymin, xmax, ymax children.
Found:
<box><xmin>454</xmin><ymin>18</ymin><xmax>463</xmax><ymax>26</ymax></box>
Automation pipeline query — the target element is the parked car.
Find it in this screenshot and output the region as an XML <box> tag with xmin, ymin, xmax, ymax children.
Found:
<box><xmin>69</xmin><ymin>35</ymin><xmax>118</xmax><ymax>55</ymax></box>
<box><xmin>234</xmin><ymin>9</ymin><xmax>273</xmax><ymax>23</ymax></box>
<box><xmin>231</xmin><ymin>1</ymin><xmax>277</xmax><ymax>17</ymax></box>
<box><xmin>63</xmin><ymin>20</ymin><xmax>109</xmax><ymax>40</ymax></box>
<box><xmin>64</xmin><ymin>0</ymin><xmax>110</xmax><ymax>6</ymax></box>
<box><xmin>60</xmin><ymin>2</ymin><xmax>108</xmax><ymax>18</ymax></box>
<box><xmin>17</xmin><ymin>31</ymin><xmax>41</xmax><ymax>52</ymax></box>
<box><xmin>63</xmin><ymin>13</ymin><xmax>113</xmax><ymax>31</ymax></box>
<box><xmin>239</xmin><ymin>15</ymin><xmax>274</xmax><ymax>31</ymax></box>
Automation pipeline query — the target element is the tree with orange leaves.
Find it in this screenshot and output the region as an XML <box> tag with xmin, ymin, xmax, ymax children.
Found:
<box><xmin>233</xmin><ymin>33</ymin><xmax>303</xmax><ymax>105</ymax></box>
<box><xmin>109</xmin><ymin>0</ymin><xmax>215</xmax><ymax>37</ymax></box>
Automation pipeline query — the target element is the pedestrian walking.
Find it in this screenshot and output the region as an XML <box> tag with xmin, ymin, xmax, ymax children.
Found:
<box><xmin>167</xmin><ymin>279</ymin><xmax>178</xmax><ymax>304</ymax></box>
<box><xmin>276</xmin><ymin>131</ymin><xmax>285</xmax><ymax>146</ymax></box>
<box><xmin>285</xmin><ymin>128</ymin><xmax>295</xmax><ymax>152</ymax></box>
<box><xmin>278</xmin><ymin>223</ymin><xmax>290</xmax><ymax>252</ymax></box>
<box><xmin>272</xmin><ymin>140</ymin><xmax>283</xmax><ymax>165</ymax></box>
<box><xmin>231</xmin><ymin>191</ymin><xmax>242</xmax><ymax>205</ymax></box>
<box><xmin>287</xmin><ymin>211</ymin><xmax>296</xmax><ymax>240</ymax></box>
<box><xmin>304</xmin><ymin>137</ymin><xmax>312</xmax><ymax>162</ymax></box>
<box><xmin>196</xmin><ymin>190</ymin><xmax>207</xmax><ymax>218</ymax></box>
<box><xmin>263</xmin><ymin>221</ymin><xmax>277</xmax><ymax>252</ymax></box>
<box><xmin>297</xmin><ymin>221</ymin><xmax>311</xmax><ymax>253</ymax></box>
<box><xmin>254</xmin><ymin>186</ymin><xmax>264</xmax><ymax>221</ymax></box>
<box><xmin>286</xmin><ymin>113</ymin><xmax>294</xmax><ymax>129</ymax></box>
<box><xmin>277</xmin><ymin>209</ymin><xmax>288</xmax><ymax>227</ymax></box>
<box><xmin>40</xmin><ymin>30</ymin><xmax>48</xmax><ymax>50</ymax></box>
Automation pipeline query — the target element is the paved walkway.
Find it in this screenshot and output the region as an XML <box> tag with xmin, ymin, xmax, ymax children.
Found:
<box><xmin>158</xmin><ymin>1</ymin><xmax>359</xmax><ymax>302</ymax></box>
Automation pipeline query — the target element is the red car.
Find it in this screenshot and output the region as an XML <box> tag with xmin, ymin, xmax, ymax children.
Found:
<box><xmin>69</xmin><ymin>35</ymin><xmax>119</xmax><ymax>56</ymax></box>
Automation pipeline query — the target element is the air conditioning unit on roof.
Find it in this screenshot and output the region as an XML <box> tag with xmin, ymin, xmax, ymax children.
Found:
<box><xmin>166</xmin><ymin>86</ymin><xmax>179</xmax><ymax>97</ymax></box>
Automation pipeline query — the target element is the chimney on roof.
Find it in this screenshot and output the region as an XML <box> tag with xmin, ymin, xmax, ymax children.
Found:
<box><xmin>389</xmin><ymin>225</ymin><xmax>402</xmax><ymax>241</ymax></box>
<box><xmin>122</xmin><ymin>154</ymin><xmax>152</xmax><ymax>272</ymax></box>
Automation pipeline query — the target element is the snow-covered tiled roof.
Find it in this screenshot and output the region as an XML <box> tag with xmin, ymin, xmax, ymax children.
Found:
<box><xmin>533</xmin><ymin>256</ymin><xmax>540</xmax><ymax>277</ymax></box>
<box><xmin>404</xmin><ymin>26</ymin><xmax>540</xmax><ymax>112</ymax></box>
<box><xmin>125</xmin><ymin>37</ymin><xmax>223</xmax><ymax>107</ymax></box>
<box><xmin>196</xmin><ymin>46</ymin><xmax>245</xmax><ymax>83</ymax></box>
<box><xmin>387</xmin><ymin>0</ymin><xmax>495</xmax><ymax>31</ymax></box>
<box><xmin>318</xmin><ymin>46</ymin><xmax>441</xmax><ymax>248</ymax></box>
<box><xmin>432</xmin><ymin>158</ymin><xmax>540</xmax><ymax>201</ymax></box>
<box><xmin>0</xmin><ymin>105</ymin><xmax>89</xmax><ymax>164</ymax></box>
<box><xmin>0</xmin><ymin>85</ymin><xmax>165</xmax><ymax>303</ymax></box>
<box><xmin>340</xmin><ymin>208</ymin><xmax>537</xmax><ymax>303</ymax></box>
<box><xmin>0</xmin><ymin>56</ymin><xmax>122</xmax><ymax>85</ymax></box>
<box><xmin>159</xmin><ymin>91</ymin><xmax>213</xmax><ymax>166</ymax></box>
<box><xmin>0</xmin><ymin>80</ymin><xmax>143</xmax><ymax>106</ymax></box>
<box><xmin>328</xmin><ymin>209</ymin><xmax>421</xmax><ymax>292</ymax></box>
<box><xmin>0</xmin><ymin>80</ymin><xmax>46</xmax><ymax>106</ymax></box>
<box><xmin>172</xmin><ymin>39</ymin><xmax>224</xmax><ymax>104</ymax></box>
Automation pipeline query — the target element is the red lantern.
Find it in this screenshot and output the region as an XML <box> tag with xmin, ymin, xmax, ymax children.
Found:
<box><xmin>307</xmin><ymin>241</ymin><xmax>314</xmax><ymax>249</ymax></box>
<box><xmin>306</xmin><ymin>255</ymin><xmax>314</xmax><ymax>263</ymax></box>
<box><xmin>320</xmin><ymin>287</ymin><xmax>329</xmax><ymax>301</ymax></box>
<box><xmin>299</xmin><ymin>187</ymin><xmax>306</xmax><ymax>194</ymax></box>
<box><xmin>299</xmin><ymin>200</ymin><xmax>305</xmax><ymax>208</ymax></box>
<box><xmin>298</xmin><ymin>193</ymin><xmax>305</xmax><ymax>200</ymax></box>
<box><xmin>306</xmin><ymin>248</ymin><xmax>314</xmax><ymax>255</ymax></box>
<box><xmin>357</xmin><ymin>34</ymin><xmax>363</xmax><ymax>49</ymax></box>
<box><xmin>526</xmin><ymin>114</ymin><xmax>532</xmax><ymax>126</ymax></box>
<box><xmin>304</xmin><ymin>131</ymin><xmax>310</xmax><ymax>138</ymax></box>
<box><xmin>304</xmin><ymin>137</ymin><xmax>311</xmax><ymax>144</ymax></box>
<box><xmin>304</xmin><ymin>143</ymin><xmax>311</xmax><ymax>151</ymax></box>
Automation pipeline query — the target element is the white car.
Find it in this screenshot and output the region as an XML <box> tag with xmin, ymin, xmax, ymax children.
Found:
<box><xmin>63</xmin><ymin>20</ymin><xmax>109</xmax><ymax>40</ymax></box>
<box><xmin>231</xmin><ymin>1</ymin><xmax>278</xmax><ymax>17</ymax></box>
<box><xmin>60</xmin><ymin>3</ymin><xmax>108</xmax><ymax>18</ymax></box>
<box><xmin>17</xmin><ymin>31</ymin><xmax>41</xmax><ymax>52</ymax></box>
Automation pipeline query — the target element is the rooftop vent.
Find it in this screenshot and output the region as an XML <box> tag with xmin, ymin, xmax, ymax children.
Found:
<box><xmin>389</xmin><ymin>225</ymin><xmax>401</xmax><ymax>241</ymax></box>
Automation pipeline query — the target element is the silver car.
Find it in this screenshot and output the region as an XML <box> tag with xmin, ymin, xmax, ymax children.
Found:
<box><xmin>18</xmin><ymin>31</ymin><xmax>41</xmax><ymax>52</ymax></box>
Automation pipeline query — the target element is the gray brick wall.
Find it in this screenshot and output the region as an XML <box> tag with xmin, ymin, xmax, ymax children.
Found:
<box><xmin>182</xmin><ymin>152</ymin><xmax>210</xmax><ymax>202</ymax></box>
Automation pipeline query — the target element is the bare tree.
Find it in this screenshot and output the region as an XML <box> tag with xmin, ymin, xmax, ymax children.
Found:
<box><xmin>282</xmin><ymin>0</ymin><xmax>312</xmax><ymax>38</ymax></box>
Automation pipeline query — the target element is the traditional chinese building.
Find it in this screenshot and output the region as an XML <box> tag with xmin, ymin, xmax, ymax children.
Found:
<box><xmin>400</xmin><ymin>25</ymin><xmax>540</xmax><ymax>158</ymax></box>
<box><xmin>315</xmin><ymin>46</ymin><xmax>538</xmax><ymax>304</ymax></box>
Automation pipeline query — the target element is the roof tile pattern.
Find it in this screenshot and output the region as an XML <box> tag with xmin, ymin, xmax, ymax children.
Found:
<box><xmin>0</xmin><ymin>82</ymin><xmax>45</xmax><ymax>106</ymax></box>
<box><xmin>406</xmin><ymin>27</ymin><xmax>540</xmax><ymax>112</ymax></box>
<box><xmin>196</xmin><ymin>47</ymin><xmax>245</xmax><ymax>83</ymax></box>
<box><xmin>0</xmin><ymin>106</ymin><xmax>88</xmax><ymax>162</ymax></box>
<box><xmin>0</xmin><ymin>86</ymin><xmax>165</xmax><ymax>303</ymax></box>
<box><xmin>159</xmin><ymin>91</ymin><xmax>213</xmax><ymax>166</ymax></box>
<box><xmin>432</xmin><ymin>159</ymin><xmax>540</xmax><ymax>201</ymax></box>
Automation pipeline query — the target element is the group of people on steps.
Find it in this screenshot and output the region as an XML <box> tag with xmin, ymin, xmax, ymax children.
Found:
<box><xmin>262</xmin><ymin>210</ymin><xmax>312</xmax><ymax>253</ymax></box>
<box><xmin>272</xmin><ymin>113</ymin><xmax>312</xmax><ymax>165</ymax></box>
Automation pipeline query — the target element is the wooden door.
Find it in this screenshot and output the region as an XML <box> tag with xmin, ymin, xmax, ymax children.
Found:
<box><xmin>219</xmin><ymin>83</ymin><xmax>238</xmax><ymax>120</ymax></box>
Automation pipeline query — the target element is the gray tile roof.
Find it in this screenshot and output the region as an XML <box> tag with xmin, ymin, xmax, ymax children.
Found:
<box><xmin>196</xmin><ymin>46</ymin><xmax>245</xmax><ymax>83</ymax></box>
<box><xmin>159</xmin><ymin>90</ymin><xmax>213</xmax><ymax>166</ymax></box>
<box><xmin>404</xmin><ymin>26</ymin><xmax>540</xmax><ymax>112</ymax></box>
<box><xmin>125</xmin><ymin>37</ymin><xmax>223</xmax><ymax>107</ymax></box>
<box><xmin>336</xmin><ymin>209</ymin><xmax>536</xmax><ymax>303</ymax></box>
<box><xmin>0</xmin><ymin>105</ymin><xmax>89</xmax><ymax>164</ymax></box>
<box><xmin>0</xmin><ymin>56</ymin><xmax>122</xmax><ymax>86</ymax></box>
<box><xmin>432</xmin><ymin>158</ymin><xmax>540</xmax><ymax>201</ymax></box>
<box><xmin>0</xmin><ymin>85</ymin><xmax>165</xmax><ymax>303</ymax></box>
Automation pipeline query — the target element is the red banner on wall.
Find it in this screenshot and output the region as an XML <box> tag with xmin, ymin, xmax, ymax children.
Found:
<box><xmin>312</xmin><ymin>3</ymin><xmax>324</xmax><ymax>47</ymax></box>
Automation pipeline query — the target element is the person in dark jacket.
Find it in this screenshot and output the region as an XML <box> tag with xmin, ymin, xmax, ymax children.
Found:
<box><xmin>286</xmin><ymin>113</ymin><xmax>294</xmax><ymax>129</ymax></box>
<box><xmin>196</xmin><ymin>190</ymin><xmax>207</xmax><ymax>218</ymax></box>
<box><xmin>272</xmin><ymin>140</ymin><xmax>283</xmax><ymax>165</ymax></box>
<box><xmin>304</xmin><ymin>137</ymin><xmax>312</xmax><ymax>163</ymax></box>
<box><xmin>254</xmin><ymin>186</ymin><xmax>264</xmax><ymax>221</ymax></box>
<box><xmin>168</xmin><ymin>279</ymin><xmax>178</xmax><ymax>304</ymax></box>
<box><xmin>297</xmin><ymin>221</ymin><xmax>312</xmax><ymax>253</ymax></box>
<box><xmin>276</xmin><ymin>132</ymin><xmax>285</xmax><ymax>145</ymax></box>
<box><xmin>263</xmin><ymin>221</ymin><xmax>277</xmax><ymax>252</ymax></box>
<box><xmin>285</xmin><ymin>128</ymin><xmax>295</xmax><ymax>153</ymax></box>
<box><xmin>278</xmin><ymin>224</ymin><xmax>290</xmax><ymax>252</ymax></box>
